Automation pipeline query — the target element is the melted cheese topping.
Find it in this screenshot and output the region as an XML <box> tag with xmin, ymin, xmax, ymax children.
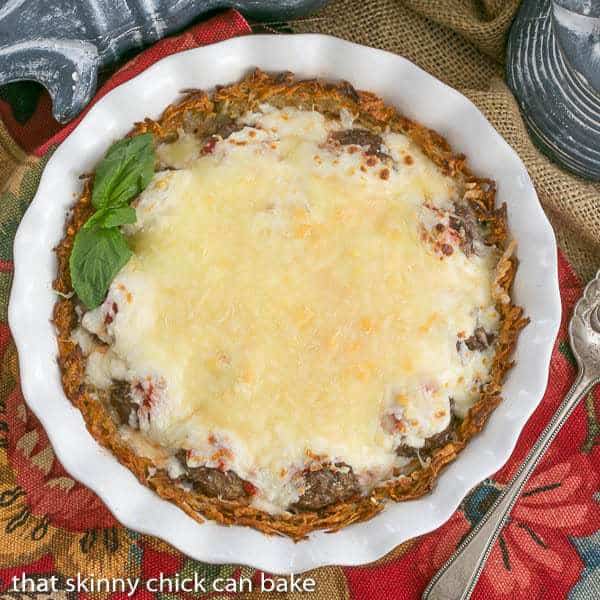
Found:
<box><xmin>80</xmin><ymin>106</ymin><xmax>500</xmax><ymax>511</ymax></box>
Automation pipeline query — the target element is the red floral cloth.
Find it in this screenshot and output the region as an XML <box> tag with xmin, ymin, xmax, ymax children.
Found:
<box><xmin>1</xmin><ymin>8</ymin><xmax>599</xmax><ymax>600</ymax></box>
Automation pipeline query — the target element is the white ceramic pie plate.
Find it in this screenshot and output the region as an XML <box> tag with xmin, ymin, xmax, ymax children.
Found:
<box><xmin>9</xmin><ymin>34</ymin><xmax>561</xmax><ymax>573</ymax></box>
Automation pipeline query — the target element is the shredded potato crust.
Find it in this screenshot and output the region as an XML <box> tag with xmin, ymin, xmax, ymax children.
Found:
<box><xmin>53</xmin><ymin>69</ymin><xmax>528</xmax><ymax>540</ymax></box>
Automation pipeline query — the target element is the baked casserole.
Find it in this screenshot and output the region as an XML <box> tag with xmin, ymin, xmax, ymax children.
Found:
<box><xmin>53</xmin><ymin>70</ymin><xmax>527</xmax><ymax>539</ymax></box>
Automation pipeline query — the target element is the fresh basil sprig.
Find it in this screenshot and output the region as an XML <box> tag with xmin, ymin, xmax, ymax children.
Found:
<box><xmin>92</xmin><ymin>134</ymin><xmax>156</xmax><ymax>209</ymax></box>
<box><xmin>70</xmin><ymin>133</ymin><xmax>155</xmax><ymax>309</ymax></box>
<box><xmin>83</xmin><ymin>205</ymin><xmax>137</xmax><ymax>231</ymax></box>
<box><xmin>69</xmin><ymin>228</ymin><xmax>133</xmax><ymax>309</ymax></box>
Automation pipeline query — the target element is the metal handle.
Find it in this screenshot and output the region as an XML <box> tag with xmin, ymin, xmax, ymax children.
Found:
<box><xmin>422</xmin><ymin>372</ymin><xmax>597</xmax><ymax>600</ymax></box>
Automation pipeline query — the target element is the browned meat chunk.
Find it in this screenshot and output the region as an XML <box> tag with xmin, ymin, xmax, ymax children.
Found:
<box><xmin>338</xmin><ymin>81</ymin><xmax>361</xmax><ymax>103</ymax></box>
<box><xmin>177</xmin><ymin>110</ymin><xmax>246</xmax><ymax>146</ymax></box>
<box><xmin>186</xmin><ymin>466</ymin><xmax>248</xmax><ymax>500</ymax></box>
<box><xmin>109</xmin><ymin>381</ymin><xmax>137</xmax><ymax>425</ymax></box>
<box><xmin>329</xmin><ymin>129</ymin><xmax>389</xmax><ymax>160</ymax></box>
<box><xmin>449</xmin><ymin>202</ymin><xmax>483</xmax><ymax>256</ymax></box>
<box><xmin>175</xmin><ymin>450</ymin><xmax>250</xmax><ymax>500</ymax></box>
<box><xmin>293</xmin><ymin>464</ymin><xmax>359</xmax><ymax>511</ymax></box>
<box><xmin>213</xmin><ymin>117</ymin><xmax>244</xmax><ymax>140</ymax></box>
<box><xmin>464</xmin><ymin>327</ymin><xmax>495</xmax><ymax>351</ymax></box>
<box><xmin>396</xmin><ymin>415</ymin><xmax>459</xmax><ymax>459</ymax></box>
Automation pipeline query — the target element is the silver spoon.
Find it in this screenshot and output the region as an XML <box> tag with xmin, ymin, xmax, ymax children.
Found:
<box><xmin>423</xmin><ymin>271</ymin><xmax>600</xmax><ymax>600</ymax></box>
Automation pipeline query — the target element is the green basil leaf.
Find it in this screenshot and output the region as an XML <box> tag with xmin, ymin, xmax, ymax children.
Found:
<box><xmin>92</xmin><ymin>133</ymin><xmax>155</xmax><ymax>209</ymax></box>
<box><xmin>69</xmin><ymin>133</ymin><xmax>154</xmax><ymax>308</ymax></box>
<box><xmin>83</xmin><ymin>205</ymin><xmax>137</xmax><ymax>230</ymax></box>
<box><xmin>70</xmin><ymin>227</ymin><xmax>132</xmax><ymax>309</ymax></box>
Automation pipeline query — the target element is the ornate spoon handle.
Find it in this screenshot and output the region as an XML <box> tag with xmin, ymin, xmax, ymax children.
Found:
<box><xmin>422</xmin><ymin>372</ymin><xmax>597</xmax><ymax>600</ymax></box>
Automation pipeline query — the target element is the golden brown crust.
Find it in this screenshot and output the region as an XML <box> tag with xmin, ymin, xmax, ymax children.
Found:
<box><xmin>53</xmin><ymin>69</ymin><xmax>528</xmax><ymax>540</ymax></box>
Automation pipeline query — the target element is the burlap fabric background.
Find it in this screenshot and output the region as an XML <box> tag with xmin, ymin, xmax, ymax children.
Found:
<box><xmin>293</xmin><ymin>0</ymin><xmax>600</xmax><ymax>282</ymax></box>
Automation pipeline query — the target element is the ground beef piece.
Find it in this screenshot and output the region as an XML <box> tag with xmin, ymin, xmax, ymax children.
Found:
<box><xmin>196</xmin><ymin>118</ymin><xmax>246</xmax><ymax>157</ymax></box>
<box><xmin>293</xmin><ymin>464</ymin><xmax>359</xmax><ymax>511</ymax></box>
<box><xmin>464</xmin><ymin>327</ymin><xmax>495</xmax><ymax>351</ymax></box>
<box><xmin>109</xmin><ymin>381</ymin><xmax>137</xmax><ymax>425</ymax></box>
<box><xmin>396</xmin><ymin>415</ymin><xmax>459</xmax><ymax>459</ymax></box>
<box><xmin>175</xmin><ymin>450</ymin><xmax>248</xmax><ymax>500</ymax></box>
<box><xmin>273</xmin><ymin>71</ymin><xmax>294</xmax><ymax>84</ymax></box>
<box><xmin>338</xmin><ymin>80</ymin><xmax>361</xmax><ymax>103</ymax></box>
<box><xmin>329</xmin><ymin>129</ymin><xmax>390</xmax><ymax>160</ymax></box>
<box><xmin>449</xmin><ymin>202</ymin><xmax>482</xmax><ymax>256</ymax></box>
<box><xmin>180</xmin><ymin>110</ymin><xmax>244</xmax><ymax>142</ymax></box>
<box><xmin>186</xmin><ymin>466</ymin><xmax>247</xmax><ymax>500</ymax></box>
<box><xmin>213</xmin><ymin>117</ymin><xmax>244</xmax><ymax>140</ymax></box>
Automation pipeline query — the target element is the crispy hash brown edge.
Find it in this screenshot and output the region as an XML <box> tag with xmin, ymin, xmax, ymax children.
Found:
<box><xmin>52</xmin><ymin>69</ymin><xmax>528</xmax><ymax>541</ymax></box>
